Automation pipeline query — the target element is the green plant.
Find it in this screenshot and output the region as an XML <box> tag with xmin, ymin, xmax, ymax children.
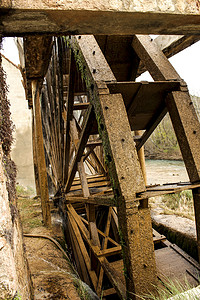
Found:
<box><xmin>16</xmin><ymin>184</ymin><xmax>35</xmax><ymax>197</ymax></box>
<box><xmin>134</xmin><ymin>276</ymin><xmax>199</xmax><ymax>300</ymax></box>
<box><xmin>161</xmin><ymin>190</ymin><xmax>194</xmax><ymax>219</ymax></box>
<box><xmin>13</xmin><ymin>293</ymin><xmax>22</xmax><ymax>300</ymax></box>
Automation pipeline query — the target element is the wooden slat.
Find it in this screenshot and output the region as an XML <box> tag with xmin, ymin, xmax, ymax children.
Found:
<box><xmin>67</xmin><ymin>211</ymin><xmax>98</xmax><ymax>289</ymax></box>
<box><xmin>73</xmin><ymin>102</ymin><xmax>90</xmax><ymax>110</ymax></box>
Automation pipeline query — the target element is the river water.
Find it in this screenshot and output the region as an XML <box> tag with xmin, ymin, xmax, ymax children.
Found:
<box><xmin>145</xmin><ymin>160</ymin><xmax>189</xmax><ymax>186</ymax></box>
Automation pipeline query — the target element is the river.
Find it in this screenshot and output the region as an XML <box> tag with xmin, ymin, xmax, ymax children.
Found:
<box><xmin>145</xmin><ymin>160</ymin><xmax>189</xmax><ymax>185</ymax></box>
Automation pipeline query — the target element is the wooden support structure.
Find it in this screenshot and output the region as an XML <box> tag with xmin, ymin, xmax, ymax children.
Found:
<box><xmin>67</xmin><ymin>35</ymin><xmax>157</xmax><ymax>298</ymax></box>
<box><xmin>20</xmin><ymin>31</ymin><xmax>200</xmax><ymax>300</ymax></box>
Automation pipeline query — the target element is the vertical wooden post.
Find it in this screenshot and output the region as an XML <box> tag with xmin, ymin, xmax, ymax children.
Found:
<box><xmin>135</xmin><ymin>130</ymin><xmax>147</xmax><ymax>185</ymax></box>
<box><xmin>32</xmin><ymin>110</ymin><xmax>41</xmax><ymax>196</ymax></box>
<box><xmin>32</xmin><ymin>80</ymin><xmax>51</xmax><ymax>227</ymax></box>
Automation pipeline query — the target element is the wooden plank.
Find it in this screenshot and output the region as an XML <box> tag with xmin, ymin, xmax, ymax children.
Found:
<box><xmin>70</xmin><ymin>117</ymin><xmax>101</xmax><ymax>248</ymax></box>
<box><xmin>96</xmin><ymin>246</ymin><xmax>122</xmax><ymax>257</ymax></box>
<box><xmin>67</xmin><ymin>211</ymin><xmax>98</xmax><ymax>289</ymax></box>
<box><xmin>40</xmin><ymin>93</ymin><xmax>59</xmax><ymax>183</ymax></box>
<box><xmin>135</xmin><ymin>130</ymin><xmax>147</xmax><ymax>185</ymax></box>
<box><xmin>67</xmin><ymin>214</ymin><xmax>91</xmax><ymax>285</ymax></box>
<box><xmin>32</xmin><ymin>80</ymin><xmax>51</xmax><ymax>227</ymax></box>
<box><xmin>42</xmin><ymin>82</ymin><xmax>60</xmax><ymax>184</ymax></box>
<box><xmin>103</xmin><ymin>288</ymin><xmax>116</xmax><ymax>297</ymax></box>
<box><xmin>69</xmin><ymin>180</ymin><xmax>110</xmax><ymax>192</ymax></box>
<box><xmin>139</xmin><ymin>182</ymin><xmax>200</xmax><ymax>199</ymax></box>
<box><xmin>72</xmin><ymin>175</ymin><xmax>107</xmax><ymax>186</ymax></box>
<box><xmin>73</xmin><ymin>102</ymin><xmax>90</xmax><ymax>110</ymax></box>
<box><xmin>70</xmin><ymin>118</ymin><xmax>90</xmax><ymax>197</ymax></box>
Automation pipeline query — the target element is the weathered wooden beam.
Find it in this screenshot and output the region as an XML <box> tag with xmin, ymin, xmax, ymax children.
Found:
<box><xmin>23</xmin><ymin>36</ymin><xmax>53</xmax><ymax>107</ymax></box>
<box><xmin>31</xmin><ymin>111</ymin><xmax>40</xmax><ymax>196</ymax></box>
<box><xmin>63</xmin><ymin>49</ymin><xmax>75</xmax><ymax>186</ymax></box>
<box><xmin>137</xmin><ymin>35</ymin><xmax>200</xmax><ymax>77</ymax></box>
<box><xmin>70</xmin><ymin>35</ymin><xmax>157</xmax><ymax>299</ymax></box>
<box><xmin>154</xmin><ymin>35</ymin><xmax>200</xmax><ymax>59</ymax></box>
<box><xmin>32</xmin><ymin>80</ymin><xmax>51</xmax><ymax>227</ymax></box>
<box><xmin>1</xmin><ymin>1</ymin><xmax>200</xmax><ymax>35</ymax></box>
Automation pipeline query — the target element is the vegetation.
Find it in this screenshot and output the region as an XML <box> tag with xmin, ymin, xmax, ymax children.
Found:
<box><xmin>16</xmin><ymin>184</ymin><xmax>35</xmax><ymax>197</ymax></box>
<box><xmin>145</xmin><ymin>95</ymin><xmax>200</xmax><ymax>160</ymax></box>
<box><xmin>161</xmin><ymin>190</ymin><xmax>194</xmax><ymax>219</ymax></box>
<box><xmin>135</xmin><ymin>276</ymin><xmax>199</xmax><ymax>300</ymax></box>
<box><xmin>17</xmin><ymin>193</ymin><xmax>43</xmax><ymax>232</ymax></box>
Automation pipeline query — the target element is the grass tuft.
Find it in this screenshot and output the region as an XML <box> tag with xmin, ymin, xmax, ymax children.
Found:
<box><xmin>135</xmin><ymin>276</ymin><xmax>199</xmax><ymax>300</ymax></box>
<box><xmin>160</xmin><ymin>190</ymin><xmax>194</xmax><ymax>219</ymax></box>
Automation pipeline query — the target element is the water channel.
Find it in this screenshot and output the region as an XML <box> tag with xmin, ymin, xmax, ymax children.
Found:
<box><xmin>145</xmin><ymin>159</ymin><xmax>189</xmax><ymax>185</ymax></box>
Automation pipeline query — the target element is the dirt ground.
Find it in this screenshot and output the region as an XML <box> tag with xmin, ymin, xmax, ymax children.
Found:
<box><xmin>17</xmin><ymin>195</ymin><xmax>81</xmax><ymax>300</ymax></box>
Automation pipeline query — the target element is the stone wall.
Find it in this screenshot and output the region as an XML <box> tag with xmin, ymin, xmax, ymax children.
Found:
<box><xmin>2</xmin><ymin>55</ymin><xmax>35</xmax><ymax>189</ymax></box>
<box><xmin>0</xmin><ymin>144</ymin><xmax>33</xmax><ymax>299</ymax></box>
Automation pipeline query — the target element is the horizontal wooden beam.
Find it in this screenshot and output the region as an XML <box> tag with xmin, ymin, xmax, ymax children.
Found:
<box><xmin>65</xmin><ymin>195</ymin><xmax>115</xmax><ymax>206</ymax></box>
<box><xmin>73</xmin><ymin>102</ymin><xmax>90</xmax><ymax>110</ymax></box>
<box><xmin>1</xmin><ymin>1</ymin><xmax>200</xmax><ymax>36</ymax></box>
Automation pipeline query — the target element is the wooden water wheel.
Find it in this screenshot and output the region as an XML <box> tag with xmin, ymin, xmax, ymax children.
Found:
<box><xmin>25</xmin><ymin>34</ymin><xmax>200</xmax><ymax>299</ymax></box>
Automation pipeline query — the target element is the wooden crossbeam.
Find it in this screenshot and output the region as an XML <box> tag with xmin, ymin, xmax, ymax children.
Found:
<box><xmin>73</xmin><ymin>102</ymin><xmax>90</xmax><ymax>110</ymax></box>
<box><xmin>66</xmin><ymin>181</ymin><xmax>200</xmax><ymax>205</ymax></box>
